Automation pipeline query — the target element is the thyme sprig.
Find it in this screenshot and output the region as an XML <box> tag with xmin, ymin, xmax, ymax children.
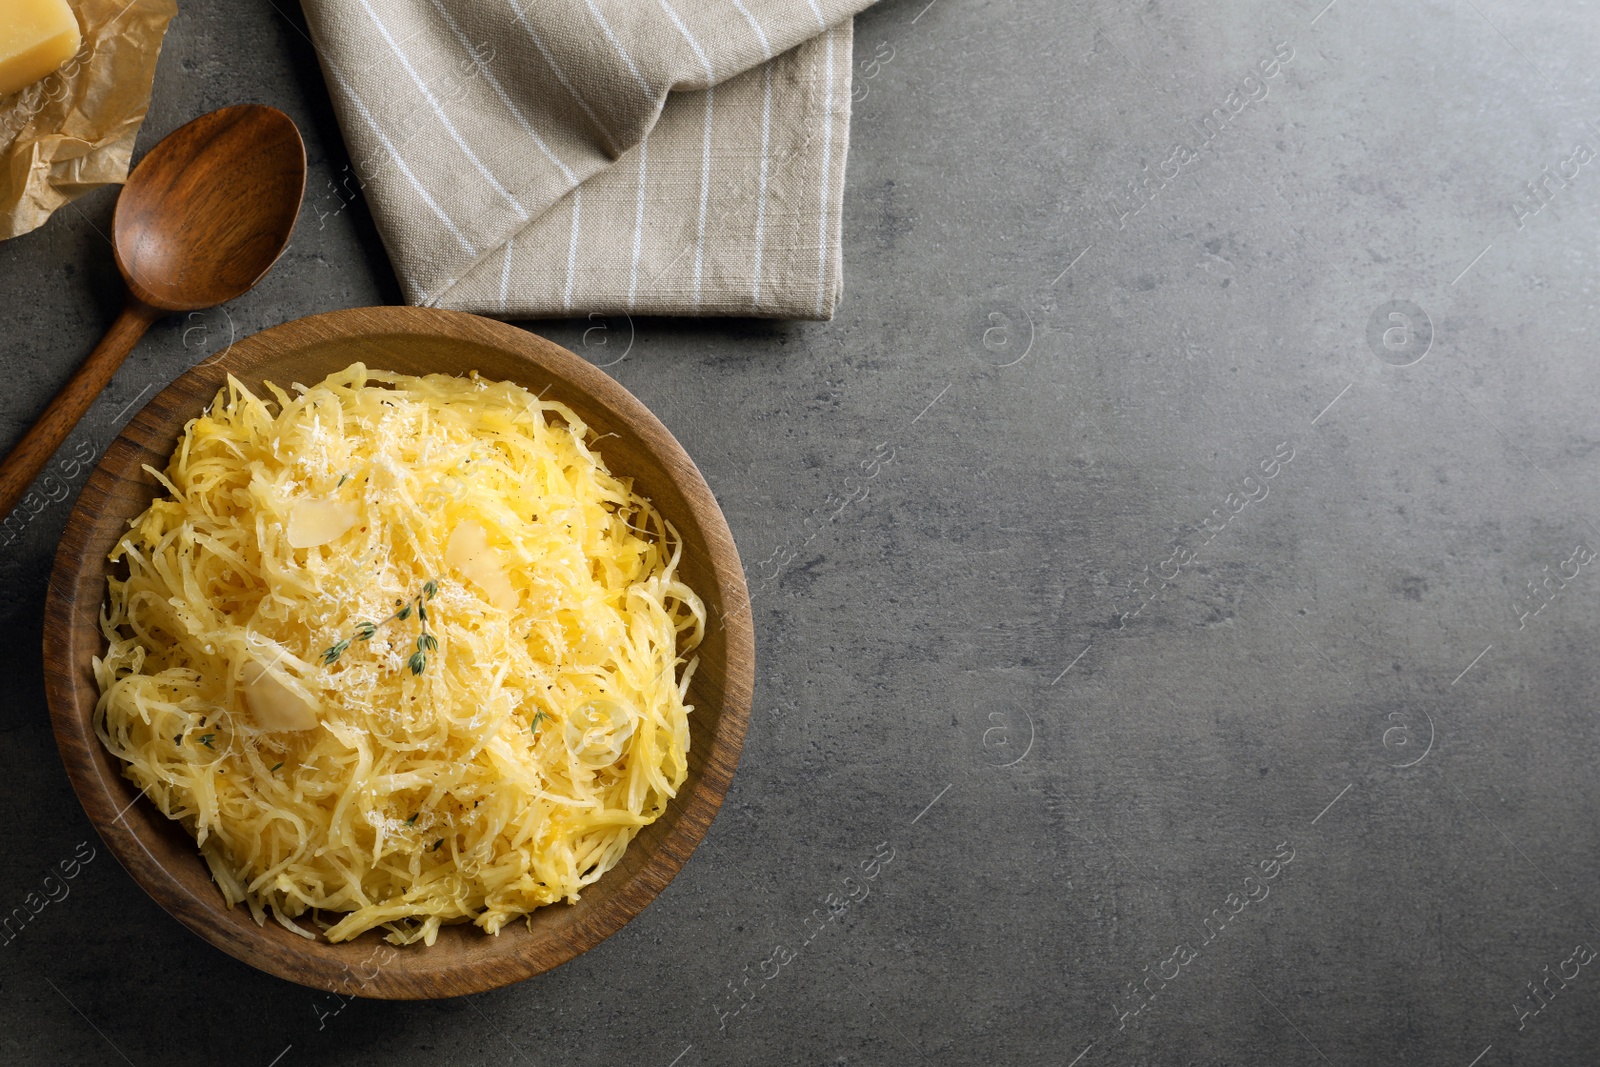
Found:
<box><xmin>322</xmin><ymin>580</ymin><xmax>440</xmax><ymax>675</ymax></box>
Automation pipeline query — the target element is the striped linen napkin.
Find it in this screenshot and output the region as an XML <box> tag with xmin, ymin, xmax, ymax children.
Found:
<box><xmin>300</xmin><ymin>0</ymin><xmax>878</xmax><ymax>319</ymax></box>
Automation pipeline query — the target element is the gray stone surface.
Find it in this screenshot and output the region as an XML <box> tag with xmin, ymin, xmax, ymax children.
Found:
<box><xmin>3</xmin><ymin>0</ymin><xmax>1600</xmax><ymax>1063</ymax></box>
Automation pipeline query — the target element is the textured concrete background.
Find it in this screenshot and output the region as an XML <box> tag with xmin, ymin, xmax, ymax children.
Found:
<box><xmin>3</xmin><ymin>0</ymin><xmax>1600</xmax><ymax>1063</ymax></box>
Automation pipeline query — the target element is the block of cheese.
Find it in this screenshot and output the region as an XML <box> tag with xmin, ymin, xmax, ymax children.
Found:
<box><xmin>0</xmin><ymin>0</ymin><xmax>81</xmax><ymax>97</ymax></box>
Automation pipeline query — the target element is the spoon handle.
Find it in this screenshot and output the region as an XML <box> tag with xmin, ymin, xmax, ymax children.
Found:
<box><xmin>0</xmin><ymin>299</ymin><xmax>158</xmax><ymax>521</ymax></box>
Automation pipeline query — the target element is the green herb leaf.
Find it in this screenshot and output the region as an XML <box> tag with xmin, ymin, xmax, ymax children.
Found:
<box><xmin>337</xmin><ymin>474</ymin><xmax>347</xmax><ymax>487</ymax></box>
<box><xmin>431</xmin><ymin>839</ymin><xmax>444</xmax><ymax>852</ymax></box>
<box><xmin>271</xmin><ymin>762</ymin><xmax>284</xmax><ymax>772</ymax></box>
<box><xmin>198</xmin><ymin>733</ymin><xmax>216</xmax><ymax>749</ymax></box>
<box><xmin>328</xmin><ymin>581</ymin><xmax>440</xmax><ymax>677</ymax></box>
<box><xmin>405</xmin><ymin>813</ymin><xmax>418</xmax><ymax>827</ymax></box>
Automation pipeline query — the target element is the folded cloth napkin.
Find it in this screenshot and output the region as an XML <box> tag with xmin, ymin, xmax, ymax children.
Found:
<box><xmin>300</xmin><ymin>0</ymin><xmax>877</xmax><ymax>319</ymax></box>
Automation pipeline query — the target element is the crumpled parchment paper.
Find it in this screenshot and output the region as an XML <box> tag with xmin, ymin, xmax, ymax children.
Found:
<box><xmin>0</xmin><ymin>0</ymin><xmax>178</xmax><ymax>241</ymax></box>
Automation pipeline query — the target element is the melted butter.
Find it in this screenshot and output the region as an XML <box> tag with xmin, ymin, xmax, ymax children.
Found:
<box><xmin>446</xmin><ymin>519</ymin><xmax>517</xmax><ymax>610</ymax></box>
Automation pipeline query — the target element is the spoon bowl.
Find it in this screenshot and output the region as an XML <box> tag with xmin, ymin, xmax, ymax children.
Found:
<box><xmin>115</xmin><ymin>105</ymin><xmax>306</xmax><ymax>311</ymax></box>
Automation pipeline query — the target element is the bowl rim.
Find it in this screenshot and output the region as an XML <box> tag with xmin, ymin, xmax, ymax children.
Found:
<box><xmin>41</xmin><ymin>306</ymin><xmax>753</xmax><ymax>999</ymax></box>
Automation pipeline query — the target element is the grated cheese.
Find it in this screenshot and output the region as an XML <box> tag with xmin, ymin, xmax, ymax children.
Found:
<box><xmin>91</xmin><ymin>363</ymin><xmax>705</xmax><ymax>945</ymax></box>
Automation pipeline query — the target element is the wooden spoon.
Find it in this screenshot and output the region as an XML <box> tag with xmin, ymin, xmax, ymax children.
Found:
<box><xmin>0</xmin><ymin>105</ymin><xmax>305</xmax><ymax>519</ymax></box>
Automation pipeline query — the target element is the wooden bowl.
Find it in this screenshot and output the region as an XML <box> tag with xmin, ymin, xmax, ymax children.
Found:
<box><xmin>41</xmin><ymin>306</ymin><xmax>753</xmax><ymax>999</ymax></box>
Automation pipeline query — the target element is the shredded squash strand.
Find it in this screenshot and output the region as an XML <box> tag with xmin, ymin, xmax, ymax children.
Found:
<box><xmin>91</xmin><ymin>363</ymin><xmax>705</xmax><ymax>945</ymax></box>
